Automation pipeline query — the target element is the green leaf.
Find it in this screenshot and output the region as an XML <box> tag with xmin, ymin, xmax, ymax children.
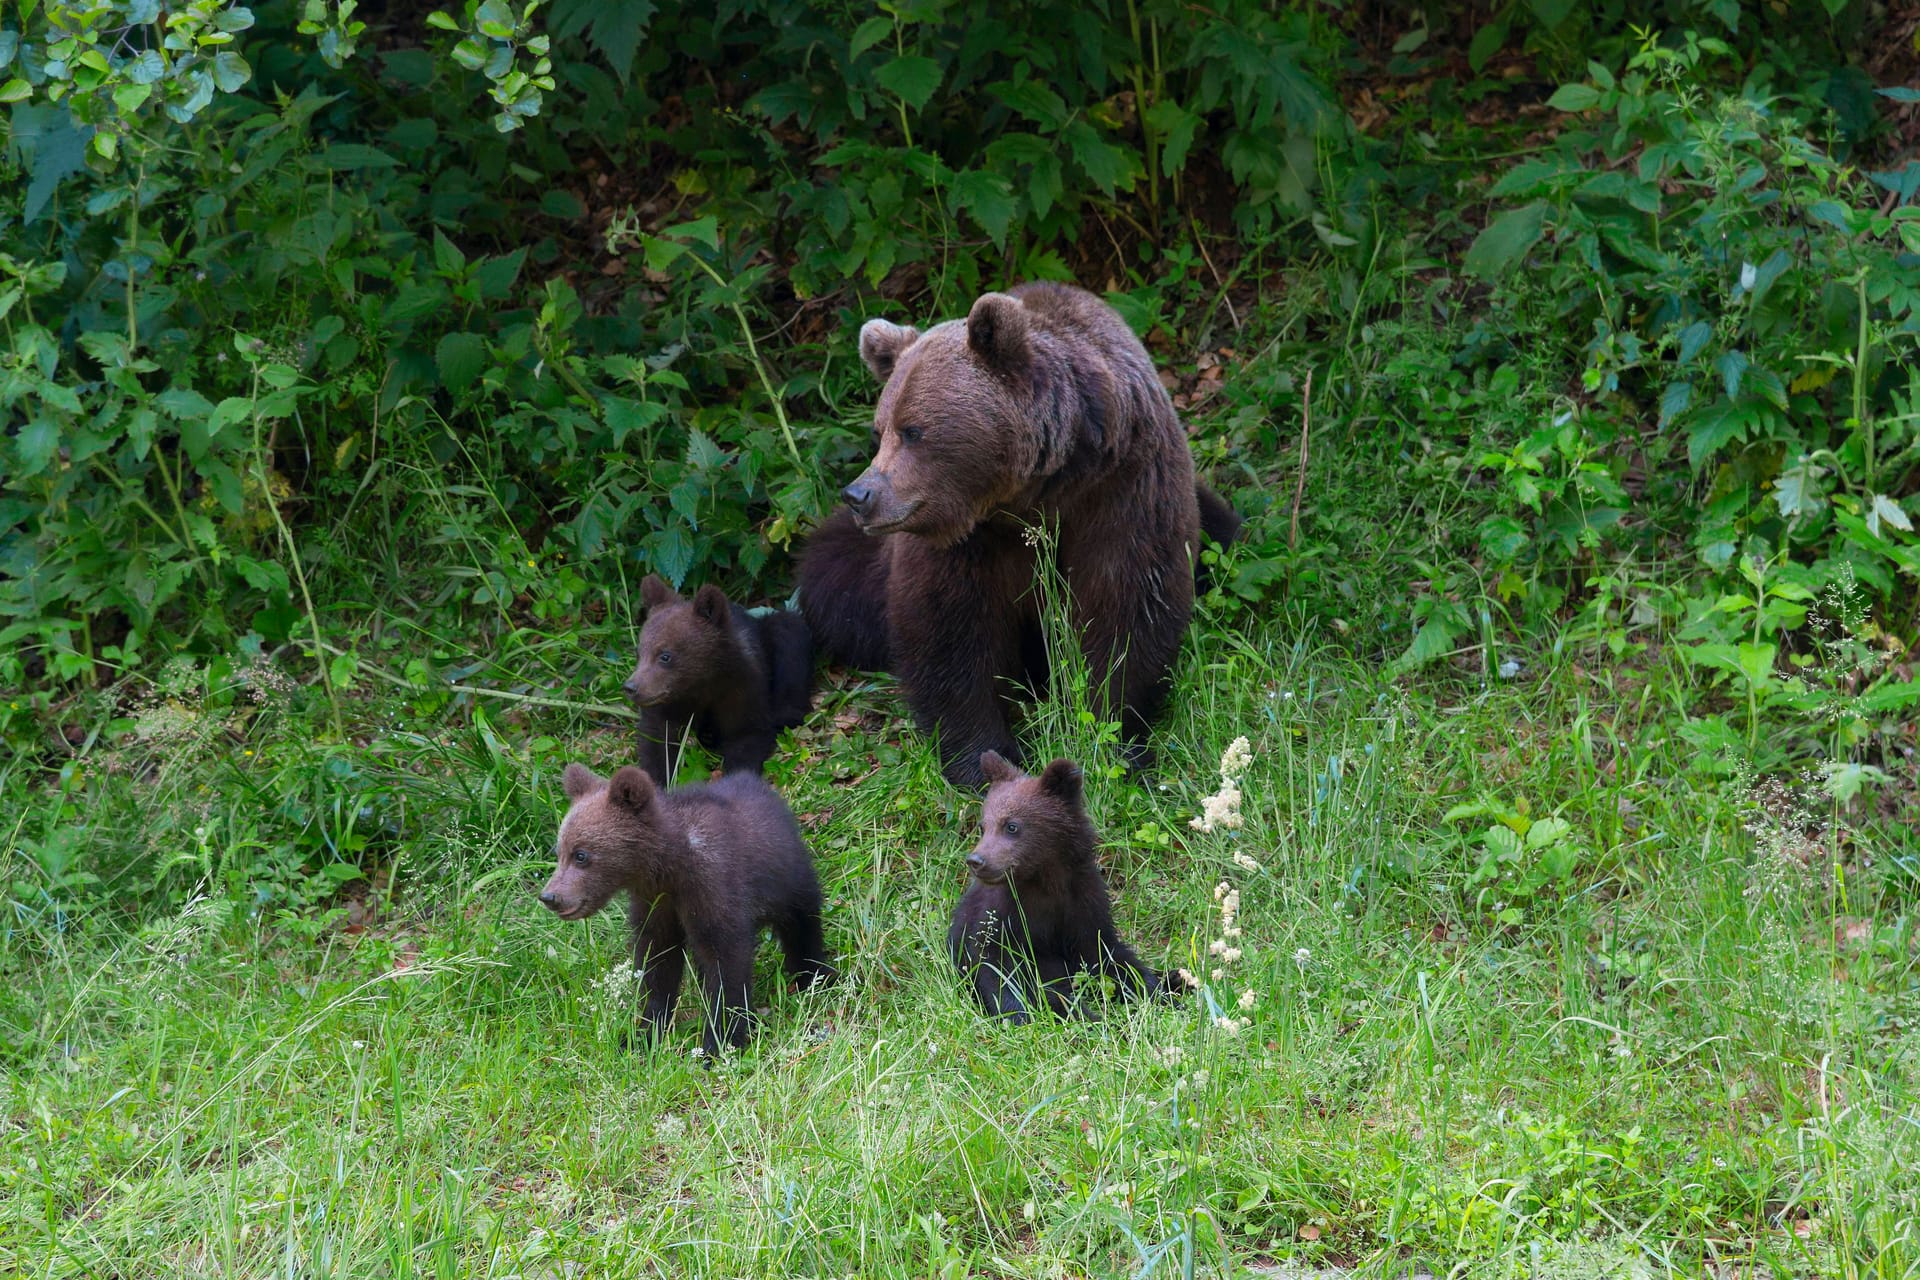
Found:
<box><xmin>211</xmin><ymin>51</ymin><xmax>252</xmax><ymax>94</ymax></box>
<box><xmin>13</xmin><ymin>419</ymin><xmax>59</xmax><ymax>478</ymax></box>
<box><xmin>604</xmin><ymin>396</ymin><xmax>666</xmax><ymax>448</ymax></box>
<box><xmin>1546</xmin><ymin>83</ymin><xmax>1601</xmax><ymax>112</ymax></box>
<box><xmin>1807</xmin><ymin>200</ymin><xmax>1853</xmax><ymax>233</ymax></box>
<box><xmin>0</xmin><ymin>77</ymin><xmax>32</xmax><ymax>104</ymax></box>
<box><xmin>1735</xmin><ymin>642</ymin><xmax>1777</xmax><ymax>687</ymax></box>
<box><xmin>661</xmin><ymin>216</ymin><xmax>719</xmax><ymax>249</ymax></box>
<box><xmin>1062</xmin><ymin>120</ymin><xmax>1140</xmax><ymax>196</ymax></box>
<box><xmin>1686</xmin><ymin>402</ymin><xmax>1745</xmax><ymax>469</ymax></box>
<box><xmin>948</xmin><ymin>169</ymin><xmax>1017</xmax><ymax>249</ymax></box>
<box><xmin>436</xmin><ymin>332</ymin><xmax>488</xmax><ymax>393</ymax></box>
<box><xmin>1390</xmin><ymin>615</ymin><xmax>1459</xmax><ymax>673</ymax></box>
<box><xmin>1676</xmin><ymin>320</ymin><xmax>1713</xmax><ymax>364</ymax></box>
<box><xmin>474</xmin><ymin>0</ymin><xmax>517</xmax><ymax>39</ymax></box>
<box><xmin>645</xmin><ymin>524</ymin><xmax>695</xmax><ymax>588</ymax></box>
<box><xmin>1715</xmin><ymin>349</ymin><xmax>1748</xmax><ymax>399</ymax></box>
<box><xmin>433</xmin><ymin>229</ymin><xmax>465</xmax><ymax>276</ymax></box>
<box><xmin>1143</xmin><ymin>99</ymin><xmax>1201</xmax><ymax>177</ymax></box>
<box><xmin>1658</xmin><ymin>380</ymin><xmax>1692</xmax><ymax>427</ymax></box>
<box><xmin>849</xmin><ymin>16</ymin><xmax>894</xmax><ymax>58</ymax></box>
<box><xmin>991</xmin><ymin>79</ymin><xmax>1067</xmax><ymax>130</ymax></box>
<box><xmin>1467</xmin><ymin>16</ymin><xmax>1508</xmax><ymax>72</ymax></box>
<box><xmin>1820</xmin><ymin>760</ymin><xmax>1890</xmax><ymax>805</ymax></box>
<box><xmin>234</xmin><ymin>555</ymin><xmax>291</xmax><ymax>599</ymax></box>
<box><xmin>1868</xmin><ymin>492</ymin><xmax>1913</xmax><ymax>537</ymax></box>
<box><xmin>1878</xmin><ymin>86</ymin><xmax>1920</xmax><ymax>103</ymax></box>
<box><xmin>1528</xmin><ymin>0</ymin><xmax>1576</xmax><ymax>26</ymax></box>
<box><xmin>875</xmin><ymin>55</ymin><xmax>942</xmax><ymax>112</ymax></box>
<box><xmin>1463</xmin><ymin>202</ymin><xmax>1547</xmax><ymax>281</ymax></box>
<box><xmin>155</xmin><ymin>387</ymin><xmax>215</xmax><ymax>420</ymax></box>
<box><xmin>1525</xmin><ymin>817</ymin><xmax>1572</xmax><ymax>850</ymax></box>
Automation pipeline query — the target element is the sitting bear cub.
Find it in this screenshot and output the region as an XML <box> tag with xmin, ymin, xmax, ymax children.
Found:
<box><xmin>539</xmin><ymin>762</ymin><xmax>834</xmax><ymax>1055</ymax></box>
<box><xmin>949</xmin><ymin>751</ymin><xmax>1184</xmax><ymax>1023</ymax></box>
<box><xmin>624</xmin><ymin>574</ymin><xmax>813</xmax><ymax>785</ymax></box>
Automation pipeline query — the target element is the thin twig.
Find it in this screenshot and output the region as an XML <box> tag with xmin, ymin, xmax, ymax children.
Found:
<box><xmin>447</xmin><ymin>684</ymin><xmax>637</xmax><ymax>719</ymax></box>
<box><xmin>1290</xmin><ymin>368</ymin><xmax>1312</xmax><ymax>552</ymax></box>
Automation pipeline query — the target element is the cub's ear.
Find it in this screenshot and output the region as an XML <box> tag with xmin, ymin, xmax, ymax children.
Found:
<box><xmin>966</xmin><ymin>292</ymin><xmax>1030</xmax><ymax>373</ymax></box>
<box><xmin>859</xmin><ymin>318</ymin><xmax>921</xmax><ymax>383</ymax></box>
<box><xmin>562</xmin><ymin>762</ymin><xmax>605</xmax><ymax>801</ymax></box>
<box><xmin>691</xmin><ymin>583</ymin><xmax>729</xmax><ymax>625</ymax></box>
<box><xmin>640</xmin><ymin>574</ymin><xmax>677</xmax><ymax>611</ymax></box>
<box><xmin>1038</xmin><ymin>758</ymin><xmax>1084</xmax><ymax>804</ymax></box>
<box><xmin>979</xmin><ymin>750</ymin><xmax>1020</xmax><ymax>785</ymax></box>
<box><xmin>608</xmin><ymin>765</ymin><xmax>657</xmax><ymax>813</ymax></box>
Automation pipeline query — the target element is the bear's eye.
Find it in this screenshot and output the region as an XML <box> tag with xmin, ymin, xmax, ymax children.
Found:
<box><xmin>898</xmin><ymin>424</ymin><xmax>923</xmax><ymax>444</ymax></box>
<box><xmin>1002</xmin><ymin>819</ymin><xmax>1021</xmax><ymax>837</ymax></box>
<box><xmin>572</xmin><ymin>848</ymin><xmax>592</xmax><ymax>867</ymax></box>
<box><xmin>656</xmin><ymin>650</ymin><xmax>673</xmax><ymax>667</ymax></box>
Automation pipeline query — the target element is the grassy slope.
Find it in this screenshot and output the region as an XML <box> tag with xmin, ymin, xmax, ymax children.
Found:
<box><xmin>3</xmin><ymin>296</ymin><xmax>1917</xmax><ymax>1279</ymax></box>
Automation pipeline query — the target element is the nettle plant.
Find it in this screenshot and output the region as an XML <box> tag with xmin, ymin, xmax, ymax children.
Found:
<box><xmin>1472</xmin><ymin>30</ymin><xmax>1920</xmax><ymax>617</ymax></box>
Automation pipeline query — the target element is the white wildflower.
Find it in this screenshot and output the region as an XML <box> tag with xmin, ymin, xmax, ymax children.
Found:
<box><xmin>1237</xmin><ymin>990</ymin><xmax>1256</xmax><ymax>1012</ymax></box>
<box><xmin>1232</xmin><ymin>851</ymin><xmax>1262</xmax><ymax>872</ymax></box>
<box><xmin>1294</xmin><ymin>947</ymin><xmax>1311</xmax><ymax>969</ymax></box>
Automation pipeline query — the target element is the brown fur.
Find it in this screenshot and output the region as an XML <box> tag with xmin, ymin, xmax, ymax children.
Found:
<box><xmin>948</xmin><ymin>751</ymin><xmax>1183</xmax><ymax>1023</ymax></box>
<box><xmin>539</xmin><ymin>763</ymin><xmax>834</xmax><ymax>1055</ymax></box>
<box><xmin>799</xmin><ymin>282</ymin><xmax>1223</xmax><ymax>786</ymax></box>
<box><xmin>625</xmin><ymin>575</ymin><xmax>813</xmax><ymax>785</ymax></box>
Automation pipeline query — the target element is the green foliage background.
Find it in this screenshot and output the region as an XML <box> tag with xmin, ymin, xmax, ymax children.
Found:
<box><xmin>3</xmin><ymin>3</ymin><xmax>1920</xmax><ymax>1275</ymax></box>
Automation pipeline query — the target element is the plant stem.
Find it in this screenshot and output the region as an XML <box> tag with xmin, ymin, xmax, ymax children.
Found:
<box><xmin>249</xmin><ymin>368</ymin><xmax>343</xmax><ymax>739</ymax></box>
<box><xmin>688</xmin><ymin>255</ymin><xmax>808</xmax><ymax>488</ymax></box>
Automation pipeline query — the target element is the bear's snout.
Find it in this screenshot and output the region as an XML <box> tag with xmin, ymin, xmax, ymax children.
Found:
<box><xmin>842</xmin><ymin>470</ymin><xmax>919</xmax><ymax>532</ymax></box>
<box><xmin>538</xmin><ymin>889</ymin><xmax>560</xmax><ymax>908</ymax></box>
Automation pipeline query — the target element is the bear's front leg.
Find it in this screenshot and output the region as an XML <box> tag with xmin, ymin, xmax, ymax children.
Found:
<box><xmin>888</xmin><ymin>544</ymin><xmax>1027</xmax><ymax>787</ymax></box>
<box><xmin>637</xmin><ymin>708</ymin><xmax>691</xmax><ymax>787</ymax></box>
<box><xmin>630</xmin><ymin>902</ymin><xmax>688</xmax><ymax>1037</ymax></box>
<box><xmin>691</xmin><ymin>933</ymin><xmax>757</xmax><ymax>1055</ymax></box>
<box><xmin>717</xmin><ymin>727</ymin><xmax>778</xmax><ymax>778</ymax></box>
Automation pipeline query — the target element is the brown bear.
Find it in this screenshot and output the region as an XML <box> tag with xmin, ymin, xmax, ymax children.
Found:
<box><xmin>797</xmin><ymin>281</ymin><xmax>1239</xmax><ymax>785</ymax></box>
<box><xmin>539</xmin><ymin>762</ymin><xmax>834</xmax><ymax>1055</ymax></box>
<box><xmin>949</xmin><ymin>751</ymin><xmax>1184</xmax><ymax>1023</ymax></box>
<box><xmin>624</xmin><ymin>575</ymin><xmax>813</xmax><ymax>786</ymax></box>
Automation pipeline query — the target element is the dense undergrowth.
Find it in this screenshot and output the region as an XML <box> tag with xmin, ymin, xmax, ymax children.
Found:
<box><xmin>3</xmin><ymin>1</ymin><xmax>1920</xmax><ymax>1276</ymax></box>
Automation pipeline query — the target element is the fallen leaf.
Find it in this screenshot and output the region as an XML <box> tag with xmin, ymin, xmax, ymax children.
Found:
<box><xmin>1298</xmin><ymin>1224</ymin><xmax>1320</xmax><ymax>1241</ymax></box>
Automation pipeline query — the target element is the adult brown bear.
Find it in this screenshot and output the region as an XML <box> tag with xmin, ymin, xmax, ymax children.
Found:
<box><xmin>798</xmin><ymin>282</ymin><xmax>1238</xmax><ymax>787</ymax></box>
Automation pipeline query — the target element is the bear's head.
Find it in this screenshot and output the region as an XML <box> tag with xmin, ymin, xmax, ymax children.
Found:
<box><xmin>843</xmin><ymin>292</ymin><xmax>1051</xmax><ymax>544</ymax></box>
<box><xmin>965</xmin><ymin>750</ymin><xmax>1094</xmax><ymax>886</ymax></box>
<box><xmin>539</xmin><ymin>763</ymin><xmax>668</xmax><ymax>920</ymax></box>
<box><xmin>623</xmin><ymin>576</ymin><xmax>734</xmax><ymax>707</ymax></box>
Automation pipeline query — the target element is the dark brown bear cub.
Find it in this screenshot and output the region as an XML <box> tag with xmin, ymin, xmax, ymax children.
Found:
<box><xmin>949</xmin><ymin>751</ymin><xmax>1182</xmax><ymax>1023</ymax></box>
<box><xmin>624</xmin><ymin>575</ymin><xmax>813</xmax><ymax>786</ymax></box>
<box><xmin>539</xmin><ymin>763</ymin><xmax>834</xmax><ymax>1055</ymax></box>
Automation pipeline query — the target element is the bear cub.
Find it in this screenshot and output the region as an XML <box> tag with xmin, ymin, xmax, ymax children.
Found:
<box><xmin>949</xmin><ymin>751</ymin><xmax>1184</xmax><ymax>1024</ymax></box>
<box><xmin>539</xmin><ymin>762</ymin><xmax>834</xmax><ymax>1055</ymax></box>
<box><xmin>624</xmin><ymin>574</ymin><xmax>813</xmax><ymax>786</ymax></box>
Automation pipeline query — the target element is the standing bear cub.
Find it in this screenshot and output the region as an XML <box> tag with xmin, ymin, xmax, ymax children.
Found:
<box><xmin>950</xmin><ymin>751</ymin><xmax>1185</xmax><ymax>1024</ymax></box>
<box><xmin>624</xmin><ymin>574</ymin><xmax>813</xmax><ymax>786</ymax></box>
<box><xmin>798</xmin><ymin>281</ymin><xmax>1239</xmax><ymax>787</ymax></box>
<box><xmin>539</xmin><ymin>763</ymin><xmax>834</xmax><ymax>1055</ymax></box>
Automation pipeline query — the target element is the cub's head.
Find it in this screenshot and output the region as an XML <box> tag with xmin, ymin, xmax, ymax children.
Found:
<box><xmin>539</xmin><ymin>763</ymin><xmax>664</xmax><ymax>920</ymax></box>
<box><xmin>965</xmin><ymin>751</ymin><xmax>1093</xmax><ymax>886</ymax></box>
<box><xmin>841</xmin><ymin>292</ymin><xmax>1048</xmax><ymax>544</ymax></box>
<box><xmin>623</xmin><ymin>576</ymin><xmax>734</xmax><ymax>707</ymax></box>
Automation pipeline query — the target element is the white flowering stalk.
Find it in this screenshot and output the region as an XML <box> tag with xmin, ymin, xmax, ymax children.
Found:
<box><xmin>1191</xmin><ymin>735</ymin><xmax>1253</xmax><ymax>833</ymax></box>
<box><xmin>1207</xmin><ymin>880</ymin><xmax>1254</xmax><ymax>1033</ymax></box>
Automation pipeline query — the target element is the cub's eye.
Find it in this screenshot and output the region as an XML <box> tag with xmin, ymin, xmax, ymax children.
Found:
<box><xmin>1002</xmin><ymin>819</ymin><xmax>1021</xmax><ymax>837</ymax></box>
<box><xmin>656</xmin><ymin>650</ymin><xmax>673</xmax><ymax>667</ymax></box>
<box><xmin>572</xmin><ymin>848</ymin><xmax>592</xmax><ymax>867</ymax></box>
<box><xmin>899</xmin><ymin>425</ymin><xmax>923</xmax><ymax>444</ymax></box>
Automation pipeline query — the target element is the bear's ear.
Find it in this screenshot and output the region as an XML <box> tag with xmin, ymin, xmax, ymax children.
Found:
<box><xmin>607</xmin><ymin>765</ymin><xmax>657</xmax><ymax>813</ymax></box>
<box><xmin>859</xmin><ymin>319</ymin><xmax>920</xmax><ymax>383</ymax></box>
<box><xmin>966</xmin><ymin>292</ymin><xmax>1031</xmax><ymax>373</ymax></box>
<box><xmin>979</xmin><ymin>750</ymin><xmax>1020</xmax><ymax>785</ymax></box>
<box><xmin>562</xmin><ymin>762</ymin><xmax>605</xmax><ymax>801</ymax></box>
<box><xmin>640</xmin><ymin>575</ymin><xmax>677</xmax><ymax>611</ymax></box>
<box><xmin>1038</xmin><ymin>758</ymin><xmax>1084</xmax><ymax>805</ymax></box>
<box><xmin>691</xmin><ymin>583</ymin><xmax>728</xmax><ymax>625</ymax></box>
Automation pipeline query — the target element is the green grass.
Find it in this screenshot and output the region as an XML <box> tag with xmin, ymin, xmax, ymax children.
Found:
<box><xmin>4</xmin><ymin>585</ymin><xmax>1916</xmax><ymax>1278</ymax></box>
